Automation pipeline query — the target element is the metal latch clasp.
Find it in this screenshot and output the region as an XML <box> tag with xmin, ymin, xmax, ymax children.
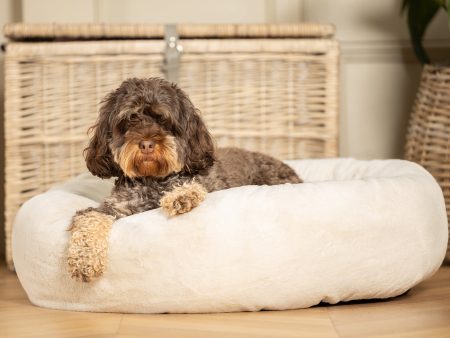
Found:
<box><xmin>162</xmin><ymin>24</ymin><xmax>183</xmax><ymax>83</ymax></box>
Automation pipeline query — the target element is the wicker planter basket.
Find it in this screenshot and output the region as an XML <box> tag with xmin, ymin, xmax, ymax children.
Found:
<box><xmin>405</xmin><ymin>64</ymin><xmax>450</xmax><ymax>263</ymax></box>
<box><xmin>3</xmin><ymin>23</ymin><xmax>339</xmax><ymax>269</ymax></box>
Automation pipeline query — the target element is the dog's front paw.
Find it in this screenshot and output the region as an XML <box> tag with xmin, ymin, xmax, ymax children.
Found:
<box><xmin>67</xmin><ymin>247</ymin><xmax>104</xmax><ymax>283</ymax></box>
<box><xmin>160</xmin><ymin>182</ymin><xmax>207</xmax><ymax>216</ymax></box>
<box><xmin>67</xmin><ymin>209</ymin><xmax>114</xmax><ymax>282</ymax></box>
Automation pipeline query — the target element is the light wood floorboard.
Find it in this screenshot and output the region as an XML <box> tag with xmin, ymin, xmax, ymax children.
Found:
<box><xmin>0</xmin><ymin>264</ymin><xmax>449</xmax><ymax>338</ymax></box>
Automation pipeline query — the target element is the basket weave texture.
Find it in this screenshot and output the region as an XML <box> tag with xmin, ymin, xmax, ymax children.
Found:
<box><xmin>4</xmin><ymin>23</ymin><xmax>339</xmax><ymax>269</ymax></box>
<box><xmin>405</xmin><ymin>64</ymin><xmax>450</xmax><ymax>263</ymax></box>
<box><xmin>4</xmin><ymin>23</ymin><xmax>335</xmax><ymax>39</ymax></box>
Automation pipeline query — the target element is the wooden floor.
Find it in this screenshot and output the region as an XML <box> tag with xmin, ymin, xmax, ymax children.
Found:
<box><xmin>0</xmin><ymin>264</ymin><xmax>449</xmax><ymax>338</ymax></box>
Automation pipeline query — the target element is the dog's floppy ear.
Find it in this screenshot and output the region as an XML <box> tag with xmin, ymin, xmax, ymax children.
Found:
<box><xmin>176</xmin><ymin>88</ymin><xmax>215</xmax><ymax>174</ymax></box>
<box><xmin>84</xmin><ymin>92</ymin><xmax>121</xmax><ymax>179</ymax></box>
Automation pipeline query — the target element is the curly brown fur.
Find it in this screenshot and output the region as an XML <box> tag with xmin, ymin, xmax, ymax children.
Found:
<box><xmin>160</xmin><ymin>181</ymin><xmax>208</xmax><ymax>216</ymax></box>
<box><xmin>67</xmin><ymin>208</ymin><xmax>115</xmax><ymax>282</ymax></box>
<box><xmin>68</xmin><ymin>77</ymin><xmax>302</xmax><ymax>282</ymax></box>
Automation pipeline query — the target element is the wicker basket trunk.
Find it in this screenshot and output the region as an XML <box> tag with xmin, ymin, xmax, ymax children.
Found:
<box><xmin>3</xmin><ymin>23</ymin><xmax>339</xmax><ymax>269</ymax></box>
<box><xmin>405</xmin><ymin>64</ymin><xmax>450</xmax><ymax>263</ymax></box>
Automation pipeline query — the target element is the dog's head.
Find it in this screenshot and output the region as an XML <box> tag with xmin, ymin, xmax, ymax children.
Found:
<box><xmin>85</xmin><ymin>77</ymin><xmax>215</xmax><ymax>179</ymax></box>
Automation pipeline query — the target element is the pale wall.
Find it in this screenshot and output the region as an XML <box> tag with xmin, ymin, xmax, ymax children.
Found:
<box><xmin>303</xmin><ymin>0</ymin><xmax>450</xmax><ymax>158</ymax></box>
<box><xmin>1</xmin><ymin>0</ymin><xmax>450</xmax><ymax>261</ymax></box>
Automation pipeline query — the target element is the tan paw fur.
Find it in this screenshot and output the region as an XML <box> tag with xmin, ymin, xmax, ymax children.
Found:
<box><xmin>160</xmin><ymin>182</ymin><xmax>207</xmax><ymax>216</ymax></box>
<box><xmin>67</xmin><ymin>210</ymin><xmax>115</xmax><ymax>282</ymax></box>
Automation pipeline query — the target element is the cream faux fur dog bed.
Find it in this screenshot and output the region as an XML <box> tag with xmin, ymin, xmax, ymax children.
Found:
<box><xmin>12</xmin><ymin>158</ymin><xmax>448</xmax><ymax>313</ymax></box>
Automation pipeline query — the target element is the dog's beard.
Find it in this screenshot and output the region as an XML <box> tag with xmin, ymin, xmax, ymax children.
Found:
<box><xmin>114</xmin><ymin>136</ymin><xmax>181</xmax><ymax>178</ymax></box>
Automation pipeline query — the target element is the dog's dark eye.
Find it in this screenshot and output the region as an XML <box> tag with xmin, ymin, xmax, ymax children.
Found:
<box><xmin>129</xmin><ymin>113</ymin><xmax>139</xmax><ymax>121</ymax></box>
<box><xmin>117</xmin><ymin>120</ymin><xmax>128</xmax><ymax>134</ymax></box>
<box><xmin>158</xmin><ymin>116</ymin><xmax>168</xmax><ymax>125</ymax></box>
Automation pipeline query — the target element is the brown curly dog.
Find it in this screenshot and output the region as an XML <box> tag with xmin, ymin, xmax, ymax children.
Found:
<box><xmin>68</xmin><ymin>77</ymin><xmax>302</xmax><ymax>282</ymax></box>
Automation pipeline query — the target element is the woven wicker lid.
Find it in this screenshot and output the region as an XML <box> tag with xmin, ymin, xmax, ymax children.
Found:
<box><xmin>3</xmin><ymin>23</ymin><xmax>335</xmax><ymax>41</ymax></box>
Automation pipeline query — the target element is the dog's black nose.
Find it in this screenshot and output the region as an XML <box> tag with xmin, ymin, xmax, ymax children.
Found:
<box><xmin>139</xmin><ymin>140</ymin><xmax>155</xmax><ymax>154</ymax></box>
